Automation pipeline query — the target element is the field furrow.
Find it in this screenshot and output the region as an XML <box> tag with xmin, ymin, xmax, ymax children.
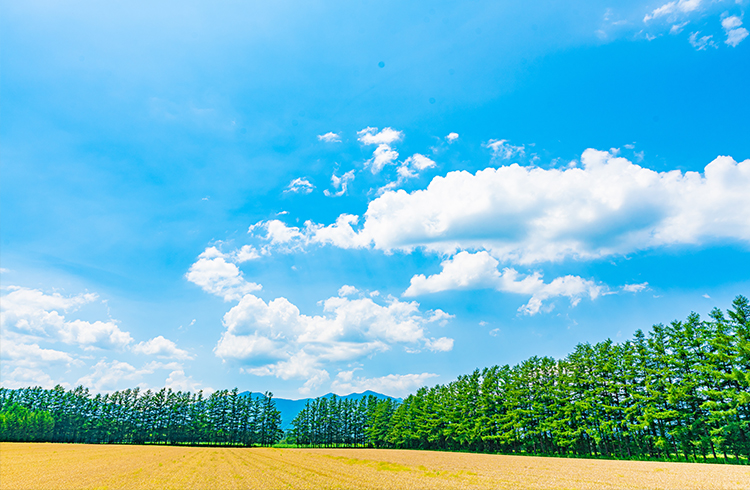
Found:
<box><xmin>1</xmin><ymin>443</ymin><xmax>748</xmax><ymax>490</ymax></box>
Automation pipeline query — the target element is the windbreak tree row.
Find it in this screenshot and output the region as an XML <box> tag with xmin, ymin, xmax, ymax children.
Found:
<box><xmin>0</xmin><ymin>387</ymin><xmax>283</xmax><ymax>446</ymax></box>
<box><xmin>290</xmin><ymin>296</ymin><xmax>750</xmax><ymax>464</ymax></box>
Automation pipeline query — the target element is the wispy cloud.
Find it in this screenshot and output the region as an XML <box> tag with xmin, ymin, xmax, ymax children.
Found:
<box><xmin>485</xmin><ymin>139</ymin><xmax>525</xmax><ymax>161</ymax></box>
<box><xmin>285</xmin><ymin>177</ymin><xmax>315</xmax><ymax>194</ymax></box>
<box><xmin>644</xmin><ymin>0</ymin><xmax>703</xmax><ymax>23</ymax></box>
<box><xmin>318</xmin><ymin>132</ymin><xmax>342</xmax><ymax>143</ymax></box>
<box><xmin>324</xmin><ymin>170</ymin><xmax>355</xmax><ymax>197</ymax></box>
<box><xmin>688</xmin><ymin>31</ymin><xmax>717</xmax><ymax>50</ymax></box>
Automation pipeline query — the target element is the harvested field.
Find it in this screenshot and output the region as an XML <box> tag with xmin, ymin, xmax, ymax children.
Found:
<box><xmin>1</xmin><ymin>443</ymin><xmax>748</xmax><ymax>490</ymax></box>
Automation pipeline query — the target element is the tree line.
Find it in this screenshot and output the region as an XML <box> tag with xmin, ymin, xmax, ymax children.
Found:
<box><xmin>0</xmin><ymin>386</ymin><xmax>283</xmax><ymax>446</ymax></box>
<box><xmin>2</xmin><ymin>296</ymin><xmax>747</xmax><ymax>463</ymax></box>
<box><xmin>289</xmin><ymin>296</ymin><xmax>749</xmax><ymax>464</ymax></box>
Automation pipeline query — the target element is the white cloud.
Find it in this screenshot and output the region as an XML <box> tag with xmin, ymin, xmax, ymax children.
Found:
<box><xmin>1</xmin><ymin>286</ymin><xmax>132</xmax><ymax>350</ymax></box>
<box><xmin>58</xmin><ymin>319</ymin><xmax>132</xmax><ymax>350</ymax></box>
<box><xmin>486</xmin><ymin>139</ymin><xmax>525</xmax><ymax>160</ymax></box>
<box><xmin>722</xmin><ymin>15</ymin><xmax>743</xmax><ymax>30</ymax></box>
<box><xmin>670</xmin><ymin>21</ymin><xmax>689</xmax><ymax>34</ymax></box>
<box><xmin>622</xmin><ymin>282</ymin><xmax>649</xmax><ymax>293</ymax></box>
<box><xmin>259</xmin><ymin>220</ymin><xmax>305</xmax><ymax>244</ymax></box>
<box><xmin>185</xmin><ymin>248</ymin><xmax>262</xmax><ymax>301</ymax></box>
<box><xmin>689</xmin><ymin>31</ymin><xmax>717</xmax><ymax>50</ymax></box>
<box><xmin>214</xmin><ymin>291</ymin><xmax>452</xmax><ymax>387</ymax></box>
<box><xmin>0</xmin><ymin>287</ymin><xmax>96</xmax><ymax>334</ymax></box>
<box><xmin>424</xmin><ymin>337</ymin><xmax>454</xmax><ymax>352</ymax></box>
<box><xmin>644</xmin><ymin>0</ymin><xmax>703</xmax><ymax>22</ymax></box>
<box><xmin>165</xmin><ymin>370</ymin><xmax>213</xmax><ymax>394</ymax></box>
<box><xmin>380</xmin><ymin>154</ymin><xmax>437</xmax><ymax>193</ymax></box>
<box><xmin>75</xmin><ymin>359</ymin><xmax>183</xmax><ymax>392</ymax></box>
<box><xmin>366</xmin><ymin>144</ymin><xmax>399</xmax><ymax>174</ymax></box>
<box><xmin>722</xmin><ymin>15</ymin><xmax>749</xmax><ymax>46</ymax></box>
<box><xmin>0</xmin><ymin>336</ymin><xmax>78</xmax><ymax>368</ymax></box>
<box><xmin>285</xmin><ymin>177</ymin><xmax>314</xmax><ymax>194</ymax></box>
<box><xmin>76</xmin><ymin>359</ymin><xmax>148</xmax><ymax>392</ymax></box>
<box><xmin>446</xmin><ymin>132</ymin><xmax>459</xmax><ymax>143</ymax></box>
<box><xmin>404</xmin><ymin>251</ymin><xmax>604</xmax><ymax>315</ymax></box>
<box><xmin>331</xmin><ymin>372</ymin><xmax>438</xmax><ymax>398</ymax></box>
<box><xmin>233</xmin><ymin>245</ymin><xmax>261</xmax><ymax>263</ymax></box>
<box><xmin>398</xmin><ymin>154</ymin><xmax>436</xmax><ymax>180</ymax></box>
<box><xmin>296</xmin><ymin>150</ymin><xmax>750</xmax><ymax>265</ymax></box>
<box><xmin>324</xmin><ymin>169</ymin><xmax>355</xmax><ymax>197</ymax></box>
<box><xmin>0</xmin><ymin>367</ymin><xmax>70</xmax><ymax>390</ymax></box>
<box><xmin>318</xmin><ymin>132</ymin><xmax>341</xmax><ymax>143</ymax></box>
<box><xmin>357</xmin><ymin>127</ymin><xmax>403</xmax><ymax>146</ymax></box>
<box><xmin>338</xmin><ymin>285</ymin><xmax>359</xmax><ymax>297</ymax></box>
<box><xmin>307</xmin><ymin>214</ymin><xmax>371</xmax><ymax>249</ymax></box>
<box><xmin>358</xmin><ymin>127</ymin><xmax>403</xmax><ymax>174</ymax></box>
<box><xmin>132</xmin><ymin>335</ymin><xmax>193</xmax><ymax>360</ymax></box>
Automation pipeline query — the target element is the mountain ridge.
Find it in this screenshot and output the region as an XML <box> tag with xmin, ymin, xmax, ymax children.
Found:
<box><xmin>239</xmin><ymin>390</ymin><xmax>401</xmax><ymax>430</ymax></box>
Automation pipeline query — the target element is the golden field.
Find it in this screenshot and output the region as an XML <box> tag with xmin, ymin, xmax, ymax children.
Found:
<box><xmin>1</xmin><ymin>443</ymin><xmax>748</xmax><ymax>490</ymax></box>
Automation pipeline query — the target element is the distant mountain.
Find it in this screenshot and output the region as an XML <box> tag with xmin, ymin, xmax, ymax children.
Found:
<box><xmin>239</xmin><ymin>391</ymin><xmax>400</xmax><ymax>430</ymax></box>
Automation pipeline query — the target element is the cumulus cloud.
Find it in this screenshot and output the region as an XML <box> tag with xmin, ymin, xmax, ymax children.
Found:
<box><xmin>324</xmin><ymin>170</ymin><xmax>355</xmax><ymax>197</ymax></box>
<box><xmin>213</xmin><ymin>291</ymin><xmax>452</xmax><ymax>392</ymax></box>
<box><xmin>291</xmin><ymin>150</ymin><xmax>750</xmax><ymax>265</ymax></box>
<box><xmin>306</xmin><ymin>214</ymin><xmax>371</xmax><ymax>249</ymax></box>
<box><xmin>1</xmin><ymin>286</ymin><xmax>132</xmax><ymax>350</ymax></box>
<box><xmin>0</xmin><ymin>287</ymin><xmax>96</xmax><ymax>334</ymax></box>
<box><xmin>722</xmin><ymin>15</ymin><xmax>749</xmax><ymax>46</ymax></box>
<box><xmin>331</xmin><ymin>372</ymin><xmax>439</xmax><ymax>398</ymax></box>
<box><xmin>446</xmin><ymin>132</ymin><xmax>459</xmax><ymax>143</ymax></box>
<box><xmin>338</xmin><ymin>285</ymin><xmax>358</xmax><ymax>297</ymax></box>
<box><xmin>256</xmin><ymin>220</ymin><xmax>305</xmax><ymax>245</ymax></box>
<box><xmin>132</xmin><ymin>335</ymin><xmax>193</xmax><ymax>360</ymax></box>
<box><xmin>76</xmin><ymin>359</ymin><xmax>148</xmax><ymax>392</ymax></box>
<box><xmin>424</xmin><ymin>337</ymin><xmax>454</xmax><ymax>352</ymax></box>
<box><xmin>233</xmin><ymin>245</ymin><xmax>261</xmax><ymax>263</ymax></box>
<box><xmin>285</xmin><ymin>177</ymin><xmax>314</xmax><ymax>194</ymax></box>
<box><xmin>76</xmin><ymin>359</ymin><xmax>183</xmax><ymax>392</ymax></box>
<box><xmin>0</xmin><ymin>367</ymin><xmax>70</xmax><ymax>390</ymax></box>
<box><xmin>358</xmin><ymin>127</ymin><xmax>403</xmax><ymax>174</ymax></box>
<box><xmin>165</xmin><ymin>369</ymin><xmax>213</xmax><ymax>394</ymax></box>
<box><xmin>186</xmin><ymin>247</ymin><xmax>262</xmax><ymax>301</ymax></box>
<box><xmin>357</xmin><ymin>127</ymin><xmax>403</xmax><ymax>146</ymax></box>
<box><xmin>404</xmin><ymin>251</ymin><xmax>605</xmax><ymax>314</ymax></box>
<box><xmin>58</xmin><ymin>320</ymin><xmax>133</xmax><ymax>351</ymax></box>
<box><xmin>0</xmin><ymin>336</ymin><xmax>78</xmax><ymax>368</ymax></box>
<box><xmin>318</xmin><ymin>132</ymin><xmax>341</xmax><ymax>143</ymax></box>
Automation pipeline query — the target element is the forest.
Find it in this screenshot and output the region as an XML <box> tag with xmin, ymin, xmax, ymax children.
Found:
<box><xmin>1</xmin><ymin>295</ymin><xmax>748</xmax><ymax>464</ymax></box>
<box><xmin>0</xmin><ymin>387</ymin><xmax>283</xmax><ymax>446</ymax></box>
<box><xmin>289</xmin><ymin>295</ymin><xmax>750</xmax><ymax>463</ymax></box>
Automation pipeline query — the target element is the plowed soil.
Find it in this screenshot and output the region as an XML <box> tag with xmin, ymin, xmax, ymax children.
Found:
<box><xmin>1</xmin><ymin>443</ymin><xmax>747</xmax><ymax>489</ymax></box>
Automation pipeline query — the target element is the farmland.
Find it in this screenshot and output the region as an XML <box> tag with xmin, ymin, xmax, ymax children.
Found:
<box><xmin>1</xmin><ymin>443</ymin><xmax>748</xmax><ymax>490</ymax></box>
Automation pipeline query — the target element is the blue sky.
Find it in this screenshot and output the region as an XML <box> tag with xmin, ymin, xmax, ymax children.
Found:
<box><xmin>1</xmin><ymin>0</ymin><xmax>749</xmax><ymax>398</ymax></box>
